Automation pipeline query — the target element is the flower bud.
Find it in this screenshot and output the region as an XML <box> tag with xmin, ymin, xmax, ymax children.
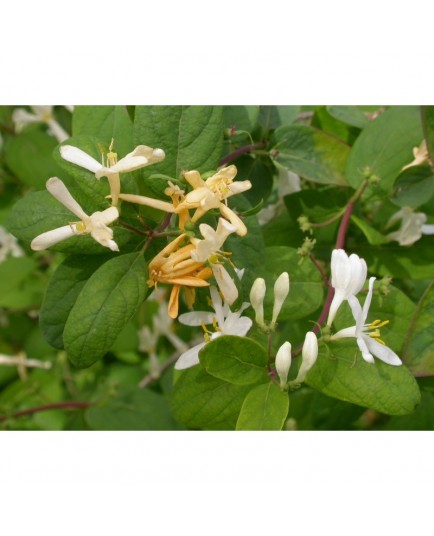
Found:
<box><xmin>293</xmin><ymin>331</ymin><xmax>318</xmax><ymax>385</ymax></box>
<box><xmin>250</xmin><ymin>278</ymin><xmax>266</xmax><ymax>327</ymax></box>
<box><xmin>271</xmin><ymin>272</ymin><xmax>290</xmax><ymax>325</ymax></box>
<box><xmin>275</xmin><ymin>341</ymin><xmax>292</xmax><ymax>389</ymax></box>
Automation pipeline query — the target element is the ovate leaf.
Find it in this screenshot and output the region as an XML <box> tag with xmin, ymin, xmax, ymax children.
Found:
<box><xmin>63</xmin><ymin>252</ymin><xmax>148</xmax><ymax>368</ymax></box>
<box><xmin>199</xmin><ymin>335</ymin><xmax>269</xmax><ymax>385</ymax></box>
<box><xmin>236</xmin><ymin>383</ymin><xmax>289</xmax><ymax>430</ymax></box>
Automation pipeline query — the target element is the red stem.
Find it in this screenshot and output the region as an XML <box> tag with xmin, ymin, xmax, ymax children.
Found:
<box><xmin>219</xmin><ymin>142</ymin><xmax>266</xmax><ymax>166</ymax></box>
<box><xmin>0</xmin><ymin>401</ymin><xmax>91</xmax><ymax>423</ymax></box>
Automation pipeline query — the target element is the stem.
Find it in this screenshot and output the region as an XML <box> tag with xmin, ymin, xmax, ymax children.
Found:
<box><xmin>310</xmin><ymin>209</ymin><xmax>345</xmax><ymax>229</ymax></box>
<box><xmin>219</xmin><ymin>142</ymin><xmax>266</xmax><ymax>166</ymax></box>
<box><xmin>309</xmin><ymin>254</ymin><xmax>330</xmax><ymax>287</ymax></box>
<box><xmin>118</xmin><ymin>221</ymin><xmax>149</xmax><ymax>237</ymax></box>
<box><xmin>0</xmin><ymin>401</ymin><xmax>91</xmax><ymax>423</ymax></box>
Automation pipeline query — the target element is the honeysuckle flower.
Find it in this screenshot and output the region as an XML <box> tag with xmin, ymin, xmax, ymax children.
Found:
<box><xmin>190</xmin><ymin>218</ymin><xmax>239</xmax><ymax>305</ymax></box>
<box><xmin>147</xmin><ymin>233</ymin><xmax>212</xmax><ymax>319</ymax></box>
<box><xmin>386</xmin><ymin>207</ymin><xmax>434</xmax><ymax>246</ymax></box>
<box><xmin>12</xmin><ymin>105</ymin><xmax>70</xmax><ymax>143</ymax></box>
<box><xmin>330</xmin><ymin>277</ymin><xmax>402</xmax><ymax>366</ymax></box>
<box><xmin>0</xmin><ymin>225</ymin><xmax>24</xmax><ymax>263</ymax></box>
<box><xmin>60</xmin><ymin>141</ymin><xmax>165</xmax><ymax>206</ymax></box>
<box><xmin>175</xmin><ymin>166</ymin><xmax>252</xmax><ymax>236</ymax></box>
<box><xmin>164</xmin><ymin>181</ymin><xmax>191</xmax><ymax>229</ymax></box>
<box><xmin>31</xmin><ymin>177</ymin><xmax>119</xmax><ymax>252</ymax></box>
<box><xmin>275</xmin><ymin>341</ymin><xmax>292</xmax><ymax>389</ymax></box>
<box><xmin>0</xmin><ymin>352</ymin><xmax>51</xmax><ymax>381</ymax></box>
<box><xmin>271</xmin><ymin>272</ymin><xmax>290</xmax><ymax>325</ymax></box>
<box><xmin>249</xmin><ymin>278</ymin><xmax>266</xmax><ymax>327</ymax></box>
<box><xmin>175</xmin><ymin>286</ymin><xmax>252</xmax><ymax>370</ymax></box>
<box><xmin>327</xmin><ymin>249</ymin><xmax>367</xmax><ymax>327</ymax></box>
<box><xmin>291</xmin><ymin>331</ymin><xmax>318</xmax><ymax>385</ymax></box>
<box><xmin>401</xmin><ymin>140</ymin><xmax>430</xmax><ymax>170</ymax></box>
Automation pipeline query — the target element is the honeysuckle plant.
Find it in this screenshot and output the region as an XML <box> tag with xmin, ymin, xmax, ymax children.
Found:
<box><xmin>1</xmin><ymin>104</ymin><xmax>433</xmax><ymax>431</ymax></box>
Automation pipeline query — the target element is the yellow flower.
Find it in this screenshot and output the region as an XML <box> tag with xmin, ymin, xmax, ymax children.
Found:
<box><xmin>148</xmin><ymin>234</ymin><xmax>212</xmax><ymax>318</ymax></box>
<box><xmin>175</xmin><ymin>165</ymin><xmax>252</xmax><ymax>236</ymax></box>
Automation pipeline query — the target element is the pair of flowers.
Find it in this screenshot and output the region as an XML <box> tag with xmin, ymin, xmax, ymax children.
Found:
<box><xmin>327</xmin><ymin>249</ymin><xmax>402</xmax><ymax>366</ymax></box>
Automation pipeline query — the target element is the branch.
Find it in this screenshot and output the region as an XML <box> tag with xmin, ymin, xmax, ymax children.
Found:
<box><xmin>0</xmin><ymin>401</ymin><xmax>91</xmax><ymax>423</ymax></box>
<box><xmin>219</xmin><ymin>142</ymin><xmax>266</xmax><ymax>166</ymax></box>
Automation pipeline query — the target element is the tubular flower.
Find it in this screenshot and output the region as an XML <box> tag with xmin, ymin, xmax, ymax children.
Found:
<box><xmin>175</xmin><ymin>286</ymin><xmax>252</xmax><ymax>370</ymax></box>
<box><xmin>174</xmin><ymin>165</ymin><xmax>252</xmax><ymax>236</ymax></box>
<box><xmin>327</xmin><ymin>249</ymin><xmax>367</xmax><ymax>327</ymax></box>
<box><xmin>271</xmin><ymin>272</ymin><xmax>290</xmax><ymax>325</ymax></box>
<box><xmin>401</xmin><ymin>140</ymin><xmax>430</xmax><ymax>170</ymax></box>
<box><xmin>31</xmin><ymin>177</ymin><xmax>119</xmax><ymax>252</ymax></box>
<box><xmin>147</xmin><ymin>234</ymin><xmax>212</xmax><ymax>319</ymax></box>
<box><xmin>291</xmin><ymin>331</ymin><xmax>318</xmax><ymax>385</ymax></box>
<box><xmin>12</xmin><ymin>105</ymin><xmax>69</xmax><ymax>142</ymax></box>
<box><xmin>60</xmin><ymin>140</ymin><xmax>165</xmax><ymax>206</ymax></box>
<box><xmin>249</xmin><ymin>278</ymin><xmax>266</xmax><ymax>327</ymax></box>
<box><xmin>330</xmin><ymin>277</ymin><xmax>402</xmax><ymax>366</ymax></box>
<box><xmin>275</xmin><ymin>341</ymin><xmax>292</xmax><ymax>389</ymax></box>
<box><xmin>164</xmin><ymin>181</ymin><xmax>191</xmax><ymax>229</ymax></box>
<box><xmin>386</xmin><ymin>206</ymin><xmax>434</xmax><ymax>246</ymax></box>
<box><xmin>190</xmin><ymin>218</ymin><xmax>239</xmax><ymax>305</ymax></box>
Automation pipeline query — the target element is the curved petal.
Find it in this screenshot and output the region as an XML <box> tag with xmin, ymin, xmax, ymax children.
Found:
<box><xmin>346</xmin><ymin>254</ymin><xmax>367</xmax><ymax>295</ymax></box>
<box><xmin>330</xmin><ymin>325</ymin><xmax>357</xmax><ymax>339</ymax></box>
<box><xmin>364</xmin><ymin>336</ymin><xmax>402</xmax><ymax>366</ymax></box>
<box><xmin>226</xmin><ymin>180</ymin><xmax>252</xmax><ymax>197</ymax></box>
<box><xmin>356</xmin><ymin>336</ymin><xmax>375</xmax><ymax>364</ymax></box>
<box><xmin>331</xmin><ymin>249</ymin><xmax>350</xmax><ymax>290</ymax></box>
<box><xmin>47</xmin><ymin>119</ymin><xmax>69</xmax><ymax>143</ymax></box>
<box><xmin>184</xmin><ymin>170</ymin><xmax>205</xmax><ymax>189</ymax></box>
<box><xmin>117</xmin><ymin>193</ymin><xmax>175</xmax><ymax>212</ymax></box>
<box><xmin>215</xmin><ymin>218</ymin><xmax>237</xmax><ymax>246</ymax></box>
<box><xmin>218</xmin><ymin>204</ymin><xmax>247</xmax><ymax>236</ymax></box>
<box><xmin>326</xmin><ymin>289</ymin><xmax>345</xmax><ymax>326</ymax></box>
<box><xmin>210</xmin><ymin>286</ymin><xmax>225</xmax><ymax>328</ymax></box>
<box><xmin>174</xmin><ymin>342</ymin><xmax>206</xmax><ymax>370</ymax></box>
<box><xmin>421</xmin><ymin>224</ymin><xmax>434</xmax><ymax>235</ymax></box>
<box><xmin>212</xmin><ymin>264</ymin><xmax>238</xmax><ymax>305</ymax></box>
<box><xmin>95</xmin><ymin>207</ymin><xmax>119</xmax><ymax>225</ymax></box>
<box><xmin>31</xmin><ymin>225</ymin><xmax>76</xmax><ymax>250</ymax></box>
<box><xmin>60</xmin><ymin>145</ymin><xmax>102</xmax><ymax>174</ymax></box>
<box><xmin>12</xmin><ymin>108</ymin><xmax>39</xmax><ymax>131</ymax></box>
<box><xmin>46</xmin><ymin>177</ymin><xmax>88</xmax><ymax>220</ymax></box>
<box><xmin>178</xmin><ymin>311</ymin><xmax>215</xmax><ymax>326</ymax></box>
<box><xmin>222</xmin><ymin>313</ymin><xmax>252</xmax><ymax>337</ymax></box>
<box><xmin>360</xmin><ymin>277</ymin><xmax>376</xmax><ymax>327</ymax></box>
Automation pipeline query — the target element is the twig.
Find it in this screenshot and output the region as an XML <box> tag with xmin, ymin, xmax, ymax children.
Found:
<box><xmin>309</xmin><ymin>254</ymin><xmax>330</xmax><ymax>288</ymax></box>
<box><xmin>0</xmin><ymin>401</ymin><xmax>91</xmax><ymax>423</ymax></box>
<box><xmin>219</xmin><ymin>142</ymin><xmax>266</xmax><ymax>166</ymax></box>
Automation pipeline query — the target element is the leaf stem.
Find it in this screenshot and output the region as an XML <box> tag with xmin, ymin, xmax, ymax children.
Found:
<box><xmin>219</xmin><ymin>142</ymin><xmax>267</xmax><ymax>166</ymax></box>
<box><xmin>0</xmin><ymin>401</ymin><xmax>91</xmax><ymax>423</ymax></box>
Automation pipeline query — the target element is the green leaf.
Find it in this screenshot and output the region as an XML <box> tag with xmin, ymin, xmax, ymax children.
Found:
<box><xmin>133</xmin><ymin>106</ymin><xmax>224</xmax><ymax>179</ymax></box>
<box><xmin>236</xmin><ymin>383</ymin><xmax>289</xmax><ymax>430</ymax></box>
<box><xmin>306</xmin><ymin>340</ymin><xmax>420</xmax><ymax>415</ymax></box>
<box><xmin>199</xmin><ymin>335</ymin><xmax>269</xmax><ymax>385</ymax></box>
<box><xmin>326</xmin><ymin>106</ymin><xmax>369</xmax><ymax>129</ymax></box>
<box><xmin>63</xmin><ymin>252</ymin><xmax>149</xmax><ymax>368</ymax></box>
<box><xmin>312</xmin><ymin>106</ymin><xmax>360</xmax><ymax>144</ymax></box>
<box><xmin>0</xmin><ymin>257</ymin><xmax>37</xmax><ymax>300</ymax></box>
<box><xmin>421</xmin><ymin>106</ymin><xmax>434</xmax><ymax>162</ymax></box>
<box><xmin>274</xmin><ymin>124</ymin><xmax>350</xmax><ymax>185</ymax></box>
<box><xmin>4</xmin><ymin>130</ymin><xmax>67</xmax><ymax>189</ymax></box>
<box><xmin>403</xmin><ymin>282</ymin><xmax>434</xmax><ymax>376</ymax></box>
<box><xmin>40</xmin><ymin>255</ymin><xmax>112</xmax><ymax>349</ymax></box>
<box><xmin>255</xmin><ymin>246</ymin><xmax>324</xmax><ymax>321</ymax></box>
<box><xmin>7</xmin><ymin>187</ymin><xmax>135</xmax><ymax>255</ymax></box>
<box><xmin>259</xmin><ymin>106</ymin><xmax>300</xmax><ymax>130</ymax></box>
<box><xmin>171</xmin><ymin>366</ymin><xmax>253</xmax><ymax>430</ymax></box>
<box><xmin>233</xmin><ymin>155</ymin><xmax>274</xmax><ymax>207</ymax></box>
<box><xmin>350</xmin><ymin>214</ymin><xmax>388</xmax><ymax>245</ymax></box>
<box><xmin>223</xmin><ymin>106</ymin><xmax>259</xmax><ymax>132</ymax></box>
<box><xmin>346</xmin><ymin>106</ymin><xmax>424</xmax><ymax>191</ymax></box>
<box><xmin>85</xmin><ymin>387</ymin><xmax>180</xmax><ymax>430</ymax></box>
<box><xmin>72</xmin><ymin>105</ymin><xmax>133</xmax><ymax>157</ymax></box>
<box><xmin>391</xmin><ymin>165</ymin><xmax>434</xmax><ymax>209</ymax></box>
<box><xmin>381</xmin><ymin>392</ymin><xmax>434</xmax><ymax>430</ymax></box>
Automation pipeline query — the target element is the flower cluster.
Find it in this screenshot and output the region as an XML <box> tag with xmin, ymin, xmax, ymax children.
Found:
<box><xmin>31</xmin><ymin>139</ymin><xmax>251</xmax><ymax>319</ymax></box>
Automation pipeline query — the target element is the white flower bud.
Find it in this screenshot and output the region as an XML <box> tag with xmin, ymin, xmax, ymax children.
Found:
<box><xmin>275</xmin><ymin>341</ymin><xmax>292</xmax><ymax>389</ymax></box>
<box><xmin>250</xmin><ymin>278</ymin><xmax>266</xmax><ymax>327</ymax></box>
<box><xmin>294</xmin><ymin>331</ymin><xmax>318</xmax><ymax>384</ymax></box>
<box><xmin>271</xmin><ymin>272</ymin><xmax>290</xmax><ymax>325</ymax></box>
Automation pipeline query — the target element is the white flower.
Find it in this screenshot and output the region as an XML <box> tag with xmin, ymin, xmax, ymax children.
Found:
<box><xmin>0</xmin><ymin>226</ymin><xmax>24</xmax><ymax>263</ymax></box>
<box><xmin>175</xmin><ymin>166</ymin><xmax>252</xmax><ymax>236</ymax></box>
<box><xmin>327</xmin><ymin>249</ymin><xmax>367</xmax><ymax>327</ymax></box>
<box><xmin>60</xmin><ymin>141</ymin><xmax>165</xmax><ymax>206</ymax></box>
<box><xmin>249</xmin><ymin>278</ymin><xmax>266</xmax><ymax>327</ymax></box>
<box><xmin>0</xmin><ymin>351</ymin><xmax>51</xmax><ymax>381</ymax></box>
<box><xmin>330</xmin><ymin>277</ymin><xmax>402</xmax><ymax>366</ymax></box>
<box><xmin>271</xmin><ymin>271</ymin><xmax>290</xmax><ymax>325</ymax></box>
<box><xmin>12</xmin><ymin>105</ymin><xmax>69</xmax><ymax>143</ymax></box>
<box><xmin>275</xmin><ymin>341</ymin><xmax>292</xmax><ymax>389</ymax></box>
<box><xmin>31</xmin><ymin>177</ymin><xmax>119</xmax><ymax>252</ymax></box>
<box><xmin>401</xmin><ymin>140</ymin><xmax>430</xmax><ymax>170</ymax></box>
<box><xmin>190</xmin><ymin>218</ymin><xmax>239</xmax><ymax>305</ymax></box>
<box><xmin>387</xmin><ymin>207</ymin><xmax>434</xmax><ymax>246</ymax></box>
<box><xmin>175</xmin><ymin>286</ymin><xmax>252</xmax><ymax>370</ymax></box>
<box><xmin>292</xmin><ymin>331</ymin><xmax>318</xmax><ymax>385</ymax></box>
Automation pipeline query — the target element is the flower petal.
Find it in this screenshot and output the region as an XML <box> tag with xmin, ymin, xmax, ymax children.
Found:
<box><xmin>218</xmin><ymin>203</ymin><xmax>247</xmax><ymax>236</ymax></box>
<box><xmin>222</xmin><ymin>313</ymin><xmax>252</xmax><ymax>336</ymax></box>
<box><xmin>346</xmin><ymin>254</ymin><xmax>367</xmax><ymax>295</ymax></box>
<box><xmin>331</xmin><ymin>249</ymin><xmax>351</xmax><ymax>290</ymax></box>
<box><xmin>212</xmin><ymin>264</ymin><xmax>238</xmax><ymax>305</ymax></box>
<box><xmin>47</xmin><ymin>119</ymin><xmax>69</xmax><ymax>143</ymax></box>
<box><xmin>174</xmin><ymin>342</ymin><xmax>206</xmax><ymax>370</ymax></box>
<box><xmin>31</xmin><ymin>225</ymin><xmax>76</xmax><ymax>250</ymax></box>
<box><xmin>364</xmin><ymin>337</ymin><xmax>402</xmax><ymax>366</ymax></box>
<box><xmin>46</xmin><ymin>177</ymin><xmax>88</xmax><ymax>220</ymax></box>
<box><xmin>60</xmin><ymin>145</ymin><xmax>103</xmax><ymax>174</ymax></box>
<box><xmin>178</xmin><ymin>311</ymin><xmax>215</xmax><ymax>326</ymax></box>
<box><xmin>117</xmin><ymin>193</ymin><xmax>175</xmax><ymax>212</ymax></box>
